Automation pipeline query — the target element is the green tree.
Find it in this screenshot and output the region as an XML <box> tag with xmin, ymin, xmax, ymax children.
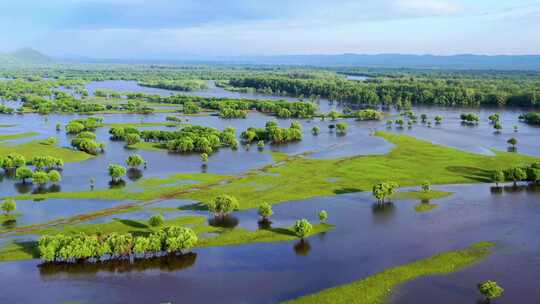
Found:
<box><xmin>125</xmin><ymin>133</ymin><xmax>141</xmax><ymax>146</ymax></box>
<box><xmin>372</xmin><ymin>182</ymin><xmax>399</xmax><ymax>203</ymax></box>
<box><xmin>48</xmin><ymin>170</ymin><xmax>62</xmax><ymax>184</ymax></box>
<box><xmin>294</xmin><ymin>219</ymin><xmax>313</xmax><ymax>240</ymax></box>
<box><xmin>149</xmin><ymin>214</ymin><xmax>165</xmax><ymax>227</ymax></box>
<box><xmin>336</xmin><ymin>122</ymin><xmax>348</xmax><ymax>134</ymax></box>
<box><xmin>318</xmin><ymin>210</ymin><xmax>328</xmax><ymax>224</ymax></box>
<box><xmin>163</xmin><ymin>226</ymin><xmax>198</xmax><ymax>253</ymax></box>
<box><xmin>507</xmin><ymin>167</ymin><xmax>526</xmax><ymax>185</ymax></box>
<box><xmin>258</xmin><ymin>202</ymin><xmax>273</xmax><ymax>221</ymax></box>
<box><xmin>1</xmin><ymin>198</ymin><xmax>16</xmax><ymax>215</ymax></box>
<box><xmin>15</xmin><ymin>166</ymin><xmax>33</xmax><ymax>184</ymax></box>
<box><xmin>32</xmin><ymin>171</ymin><xmax>49</xmax><ymax>186</ymax></box>
<box><xmin>421</xmin><ymin>181</ymin><xmax>431</xmax><ymax>192</ymax></box>
<box><xmin>126</xmin><ymin>154</ymin><xmax>144</xmax><ymax>168</ymax></box>
<box><xmin>507</xmin><ymin>137</ymin><xmax>518</xmax><ymax>148</ymax></box>
<box><xmin>493</xmin><ymin>122</ymin><xmax>503</xmax><ymax>133</ymax></box>
<box><xmin>434</xmin><ymin>115</ymin><xmax>443</xmax><ymax>124</ymax></box>
<box><xmin>208</xmin><ymin>194</ymin><xmax>239</xmax><ymax>217</ymax></box>
<box><xmin>478</xmin><ymin>280</ymin><xmax>504</xmax><ymax>303</ymax></box>
<box><xmin>311</xmin><ymin>126</ymin><xmax>320</xmax><ymax>135</ymax></box>
<box><xmin>492</xmin><ymin>170</ymin><xmax>505</xmax><ymax>187</ymax></box>
<box><xmin>200</xmin><ymin>153</ymin><xmax>209</xmax><ymax>163</ymax></box>
<box><xmin>108</xmin><ymin>164</ymin><xmax>126</xmax><ymax>182</ymax></box>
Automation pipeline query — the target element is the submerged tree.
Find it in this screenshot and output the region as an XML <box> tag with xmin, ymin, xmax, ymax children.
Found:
<box><xmin>15</xmin><ymin>166</ymin><xmax>33</xmax><ymax>184</ymax></box>
<box><xmin>372</xmin><ymin>182</ymin><xmax>399</xmax><ymax>203</ymax></box>
<box><xmin>318</xmin><ymin>210</ymin><xmax>328</xmax><ymax>224</ymax></box>
<box><xmin>1</xmin><ymin>198</ymin><xmax>16</xmax><ymax>215</ymax></box>
<box><xmin>208</xmin><ymin>195</ymin><xmax>239</xmax><ymax>217</ymax></box>
<box><xmin>126</xmin><ymin>154</ymin><xmax>145</xmax><ymax>168</ymax></box>
<box><xmin>311</xmin><ymin>126</ymin><xmax>320</xmax><ymax>135</ymax></box>
<box><xmin>478</xmin><ymin>280</ymin><xmax>504</xmax><ymax>303</ymax></box>
<box><xmin>507</xmin><ymin>137</ymin><xmax>518</xmax><ymax>149</ymax></box>
<box><xmin>293</xmin><ymin>219</ymin><xmax>313</xmax><ymax>240</ymax></box>
<box><xmin>257</xmin><ymin>202</ymin><xmax>273</xmax><ymax>222</ymax></box>
<box><xmin>108</xmin><ymin>164</ymin><xmax>127</xmax><ymax>182</ymax></box>
<box><xmin>492</xmin><ymin>170</ymin><xmax>505</xmax><ymax>187</ymax></box>
<box><xmin>421</xmin><ymin>181</ymin><xmax>431</xmax><ymax>192</ymax></box>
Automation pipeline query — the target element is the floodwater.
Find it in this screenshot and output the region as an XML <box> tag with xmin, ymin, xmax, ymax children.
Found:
<box><xmin>0</xmin><ymin>183</ymin><xmax>539</xmax><ymax>303</ymax></box>
<box><xmin>1</xmin><ymin>79</ymin><xmax>540</xmax><ymax>303</ymax></box>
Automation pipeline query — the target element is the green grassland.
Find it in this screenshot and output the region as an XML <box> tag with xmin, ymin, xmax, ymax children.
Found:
<box><xmin>284</xmin><ymin>241</ymin><xmax>494</xmax><ymax>304</ymax></box>
<box><xmin>10</xmin><ymin>132</ymin><xmax>537</xmax><ymax>210</ymax></box>
<box><xmin>0</xmin><ymin>132</ymin><xmax>39</xmax><ymax>141</ymax></box>
<box><xmin>177</xmin><ymin>132</ymin><xmax>537</xmax><ymax>208</ymax></box>
<box><xmin>0</xmin><ymin>137</ymin><xmax>92</xmax><ymax>162</ymax></box>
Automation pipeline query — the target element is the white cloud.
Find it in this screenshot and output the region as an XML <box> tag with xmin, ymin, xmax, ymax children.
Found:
<box><xmin>395</xmin><ymin>0</ymin><xmax>462</xmax><ymax>16</ymax></box>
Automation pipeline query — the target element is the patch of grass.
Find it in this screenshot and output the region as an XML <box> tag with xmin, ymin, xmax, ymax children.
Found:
<box><xmin>0</xmin><ymin>241</ymin><xmax>40</xmax><ymax>261</ymax></box>
<box><xmin>0</xmin><ymin>132</ymin><xmax>39</xmax><ymax>141</ymax></box>
<box><xmin>128</xmin><ymin>141</ymin><xmax>166</xmax><ymax>152</ymax></box>
<box><xmin>177</xmin><ymin>132</ymin><xmax>537</xmax><ymax>209</ymax></box>
<box><xmin>414</xmin><ymin>203</ymin><xmax>439</xmax><ymax>213</ymax></box>
<box><xmin>198</xmin><ymin>223</ymin><xmax>334</xmax><ymax>248</ymax></box>
<box><xmin>391</xmin><ymin>190</ymin><xmax>451</xmax><ymax>201</ymax></box>
<box><xmin>284</xmin><ymin>241</ymin><xmax>495</xmax><ymax>304</ymax></box>
<box><xmin>14</xmin><ymin>173</ymin><xmax>229</xmax><ymax>201</ymax></box>
<box><xmin>0</xmin><ymin>139</ymin><xmax>92</xmax><ymax>162</ymax></box>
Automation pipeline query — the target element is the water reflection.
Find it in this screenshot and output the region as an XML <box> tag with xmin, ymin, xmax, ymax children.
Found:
<box><xmin>208</xmin><ymin>215</ymin><xmax>239</xmax><ymax>228</ymax></box>
<box><xmin>127</xmin><ymin>168</ymin><xmax>143</xmax><ymax>181</ymax></box>
<box><xmin>39</xmin><ymin>252</ymin><xmax>197</xmax><ymax>278</ymax></box>
<box><xmin>257</xmin><ymin>219</ymin><xmax>273</xmax><ymax>230</ymax></box>
<box><xmin>294</xmin><ymin>240</ymin><xmax>311</xmax><ymax>256</ymax></box>
<box><xmin>108</xmin><ymin>179</ymin><xmax>127</xmax><ymax>189</ymax></box>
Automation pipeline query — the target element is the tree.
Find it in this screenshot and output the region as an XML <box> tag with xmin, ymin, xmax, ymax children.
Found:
<box><xmin>33</xmin><ymin>171</ymin><xmax>49</xmax><ymax>186</ymax></box>
<box><xmin>149</xmin><ymin>214</ymin><xmax>164</xmax><ymax>227</ymax></box>
<box><xmin>311</xmin><ymin>126</ymin><xmax>320</xmax><ymax>135</ymax></box>
<box><xmin>200</xmin><ymin>153</ymin><xmax>209</xmax><ymax>163</ymax></box>
<box><xmin>125</xmin><ymin>133</ymin><xmax>141</xmax><ymax>146</ymax></box>
<box><xmin>48</xmin><ymin>170</ymin><xmax>62</xmax><ymax>184</ymax></box>
<box><xmin>294</xmin><ymin>219</ymin><xmax>313</xmax><ymax>240</ymax></box>
<box><xmin>318</xmin><ymin>210</ymin><xmax>328</xmax><ymax>224</ymax></box>
<box><xmin>507</xmin><ymin>137</ymin><xmax>517</xmax><ymax>148</ymax></box>
<box><xmin>493</xmin><ymin>122</ymin><xmax>502</xmax><ymax>133</ymax></box>
<box><xmin>1</xmin><ymin>198</ymin><xmax>16</xmax><ymax>215</ymax></box>
<box><xmin>372</xmin><ymin>182</ymin><xmax>399</xmax><ymax>203</ymax></box>
<box><xmin>434</xmin><ymin>115</ymin><xmax>443</xmax><ymax>124</ymax></box>
<box><xmin>15</xmin><ymin>166</ymin><xmax>33</xmax><ymax>184</ymax></box>
<box><xmin>257</xmin><ymin>140</ymin><xmax>265</xmax><ymax>149</ymax></box>
<box><xmin>258</xmin><ymin>202</ymin><xmax>273</xmax><ymax>221</ymax></box>
<box><xmin>126</xmin><ymin>154</ymin><xmax>144</xmax><ymax>168</ymax></box>
<box><xmin>507</xmin><ymin>167</ymin><xmax>526</xmax><ymax>185</ymax></box>
<box><xmin>163</xmin><ymin>226</ymin><xmax>198</xmax><ymax>253</ymax></box>
<box><xmin>108</xmin><ymin>164</ymin><xmax>126</xmax><ymax>182</ymax></box>
<box><xmin>492</xmin><ymin>170</ymin><xmax>505</xmax><ymax>187</ymax></box>
<box><xmin>478</xmin><ymin>280</ymin><xmax>504</xmax><ymax>303</ymax></box>
<box><xmin>208</xmin><ymin>194</ymin><xmax>239</xmax><ymax>217</ymax></box>
<box><xmin>336</xmin><ymin>122</ymin><xmax>348</xmax><ymax>134</ymax></box>
<box><xmin>421</xmin><ymin>181</ymin><xmax>431</xmax><ymax>192</ymax></box>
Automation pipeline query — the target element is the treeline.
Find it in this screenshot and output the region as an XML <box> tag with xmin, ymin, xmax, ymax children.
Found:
<box><xmin>227</xmin><ymin>75</ymin><xmax>540</xmax><ymax>108</ymax></box>
<box><xmin>139</xmin><ymin>79</ymin><xmax>207</xmax><ymax>91</ymax></box>
<box><xmin>38</xmin><ymin>226</ymin><xmax>198</xmax><ymax>264</ymax></box>
<box><xmin>110</xmin><ymin>125</ymin><xmax>239</xmax><ymax>153</ymax></box>
<box><xmin>241</xmin><ymin>121</ymin><xmax>302</xmax><ymax>144</ymax></box>
<box><xmin>519</xmin><ymin>113</ymin><xmax>540</xmax><ymax>125</ymax></box>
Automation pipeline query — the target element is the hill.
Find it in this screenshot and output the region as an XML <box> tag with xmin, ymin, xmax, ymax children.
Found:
<box><xmin>0</xmin><ymin>48</ymin><xmax>52</xmax><ymax>64</ymax></box>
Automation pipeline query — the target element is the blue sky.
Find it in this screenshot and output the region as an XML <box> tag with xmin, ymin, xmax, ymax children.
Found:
<box><xmin>1</xmin><ymin>0</ymin><xmax>539</xmax><ymax>58</ymax></box>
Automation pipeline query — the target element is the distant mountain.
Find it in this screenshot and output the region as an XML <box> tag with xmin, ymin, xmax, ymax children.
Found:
<box><xmin>70</xmin><ymin>53</ymin><xmax>540</xmax><ymax>70</ymax></box>
<box><xmin>0</xmin><ymin>48</ymin><xmax>52</xmax><ymax>64</ymax></box>
<box><xmin>214</xmin><ymin>54</ymin><xmax>540</xmax><ymax>70</ymax></box>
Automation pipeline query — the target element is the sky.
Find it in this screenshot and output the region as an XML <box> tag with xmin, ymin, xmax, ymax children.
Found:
<box><xmin>0</xmin><ymin>0</ymin><xmax>539</xmax><ymax>59</ymax></box>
